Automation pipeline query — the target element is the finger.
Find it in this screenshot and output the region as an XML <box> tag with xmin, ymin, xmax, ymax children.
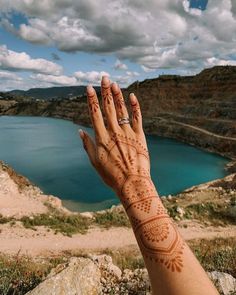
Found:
<box><xmin>87</xmin><ymin>85</ymin><xmax>107</xmax><ymax>138</ymax></box>
<box><xmin>111</xmin><ymin>82</ymin><xmax>132</xmax><ymax>132</ymax></box>
<box><xmin>130</xmin><ymin>93</ymin><xmax>143</xmax><ymax>133</ymax></box>
<box><xmin>79</xmin><ymin>129</ymin><xmax>97</xmax><ymax>167</ymax></box>
<box><xmin>101</xmin><ymin>76</ymin><xmax>121</xmax><ymax>131</ymax></box>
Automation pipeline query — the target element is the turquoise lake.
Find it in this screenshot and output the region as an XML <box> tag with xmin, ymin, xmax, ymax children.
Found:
<box><xmin>0</xmin><ymin>116</ymin><xmax>229</xmax><ymax>212</ymax></box>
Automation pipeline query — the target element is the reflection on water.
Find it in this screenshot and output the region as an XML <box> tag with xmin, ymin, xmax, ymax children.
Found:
<box><xmin>0</xmin><ymin>116</ymin><xmax>229</xmax><ymax>212</ymax></box>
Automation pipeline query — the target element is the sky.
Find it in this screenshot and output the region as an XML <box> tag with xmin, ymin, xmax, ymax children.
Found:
<box><xmin>0</xmin><ymin>0</ymin><xmax>235</xmax><ymax>91</ymax></box>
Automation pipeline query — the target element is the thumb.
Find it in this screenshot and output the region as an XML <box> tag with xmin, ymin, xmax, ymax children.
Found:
<box><xmin>79</xmin><ymin>129</ymin><xmax>97</xmax><ymax>167</ymax></box>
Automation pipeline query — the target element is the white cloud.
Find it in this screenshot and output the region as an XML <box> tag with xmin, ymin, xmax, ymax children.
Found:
<box><xmin>113</xmin><ymin>71</ymin><xmax>140</xmax><ymax>85</ymax></box>
<box><xmin>114</xmin><ymin>59</ymin><xmax>128</xmax><ymax>70</ymax></box>
<box><xmin>0</xmin><ymin>70</ymin><xmax>22</xmax><ymax>80</ymax></box>
<box><xmin>0</xmin><ymin>74</ymin><xmax>42</xmax><ymax>91</ymax></box>
<box><xmin>0</xmin><ymin>45</ymin><xmax>62</xmax><ymax>75</ymax></box>
<box><xmin>205</xmin><ymin>57</ymin><xmax>236</xmax><ymax>67</ymax></box>
<box><xmin>31</xmin><ymin>73</ymin><xmax>78</xmax><ymax>86</ymax></box>
<box><xmin>74</xmin><ymin>70</ymin><xmax>110</xmax><ymax>85</ymax></box>
<box><xmin>126</xmin><ymin>71</ymin><xmax>140</xmax><ymax>77</ymax></box>
<box><xmin>0</xmin><ymin>0</ymin><xmax>236</xmax><ymax>73</ymax></box>
<box><xmin>19</xmin><ymin>23</ymin><xmax>51</xmax><ymax>44</ymax></box>
<box><xmin>141</xmin><ymin>65</ymin><xmax>156</xmax><ymax>73</ymax></box>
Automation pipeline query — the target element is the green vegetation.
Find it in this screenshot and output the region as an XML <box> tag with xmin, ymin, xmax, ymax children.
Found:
<box><xmin>184</xmin><ymin>202</ymin><xmax>236</xmax><ymax>225</ymax></box>
<box><xmin>94</xmin><ymin>210</ymin><xmax>130</xmax><ymax>228</ymax></box>
<box><xmin>189</xmin><ymin>237</ymin><xmax>236</xmax><ymax>278</ymax></box>
<box><xmin>0</xmin><ymin>252</ymin><xmax>63</xmax><ymax>295</ymax></box>
<box><xmin>0</xmin><ymin>214</ymin><xmax>13</xmax><ymax>224</ymax></box>
<box><xmin>20</xmin><ymin>213</ymin><xmax>92</xmax><ymax>237</ymax></box>
<box><xmin>11</xmin><ymin>209</ymin><xmax>131</xmax><ymax>236</ymax></box>
<box><xmin>0</xmin><ymin>238</ymin><xmax>234</xmax><ymax>294</ymax></box>
<box><xmin>164</xmin><ymin>191</ymin><xmax>236</xmax><ymax>226</ymax></box>
<box><xmin>103</xmin><ymin>248</ymin><xmax>145</xmax><ymax>270</ymax></box>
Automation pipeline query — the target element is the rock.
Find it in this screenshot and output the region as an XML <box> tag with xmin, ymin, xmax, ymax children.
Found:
<box><xmin>90</xmin><ymin>254</ymin><xmax>122</xmax><ymax>280</ymax></box>
<box><xmin>26</xmin><ymin>257</ymin><xmax>101</xmax><ymax>295</ymax></box>
<box><xmin>167</xmin><ymin>195</ymin><xmax>172</xmax><ymax>200</ymax></box>
<box><xmin>208</xmin><ymin>271</ymin><xmax>236</xmax><ymax>295</ymax></box>
<box><xmin>80</xmin><ymin>211</ymin><xmax>94</xmax><ymax>219</ymax></box>
<box><xmin>176</xmin><ymin>206</ymin><xmax>185</xmax><ymax>218</ymax></box>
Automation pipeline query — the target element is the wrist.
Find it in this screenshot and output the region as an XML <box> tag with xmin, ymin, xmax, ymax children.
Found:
<box><xmin>117</xmin><ymin>174</ymin><xmax>159</xmax><ymax>209</ymax></box>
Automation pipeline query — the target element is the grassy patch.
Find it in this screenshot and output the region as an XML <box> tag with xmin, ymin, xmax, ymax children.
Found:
<box><xmin>184</xmin><ymin>202</ymin><xmax>236</xmax><ymax>225</ymax></box>
<box><xmin>189</xmin><ymin>237</ymin><xmax>236</xmax><ymax>277</ymax></box>
<box><xmin>0</xmin><ymin>214</ymin><xmax>13</xmax><ymax>224</ymax></box>
<box><xmin>94</xmin><ymin>210</ymin><xmax>130</xmax><ymax>228</ymax></box>
<box><xmin>103</xmin><ymin>248</ymin><xmax>144</xmax><ymax>270</ymax></box>
<box><xmin>19</xmin><ymin>209</ymin><xmax>131</xmax><ymax>236</ymax></box>
<box><xmin>0</xmin><ymin>252</ymin><xmax>61</xmax><ymax>295</ymax></box>
<box><xmin>20</xmin><ymin>213</ymin><xmax>92</xmax><ymax>237</ymax></box>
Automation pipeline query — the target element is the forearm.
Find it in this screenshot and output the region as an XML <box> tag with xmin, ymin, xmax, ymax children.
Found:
<box><xmin>82</xmin><ymin>80</ymin><xmax>219</xmax><ymax>294</ymax></box>
<box><xmin>118</xmin><ymin>175</ymin><xmax>219</xmax><ymax>295</ymax></box>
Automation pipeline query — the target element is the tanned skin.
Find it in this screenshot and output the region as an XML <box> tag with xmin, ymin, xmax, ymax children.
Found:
<box><xmin>79</xmin><ymin>76</ymin><xmax>219</xmax><ymax>295</ymax></box>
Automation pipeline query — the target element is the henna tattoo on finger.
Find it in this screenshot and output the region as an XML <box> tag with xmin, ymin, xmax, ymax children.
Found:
<box><xmin>102</xmin><ymin>87</ymin><xmax>113</xmax><ymax>105</ymax></box>
<box><xmin>113</xmin><ymin>91</ymin><xmax>126</xmax><ymax>114</ymax></box>
<box><xmin>88</xmin><ymin>95</ymin><xmax>99</xmax><ymax>113</ymax></box>
<box><xmin>131</xmin><ymin>101</ymin><xmax>141</xmax><ymax>122</ymax></box>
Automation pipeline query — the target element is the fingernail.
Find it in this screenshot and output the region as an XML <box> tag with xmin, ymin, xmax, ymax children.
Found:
<box><xmin>87</xmin><ymin>85</ymin><xmax>94</xmax><ymax>94</ymax></box>
<box><xmin>111</xmin><ymin>82</ymin><xmax>119</xmax><ymax>91</ymax></box>
<box><xmin>78</xmin><ymin>129</ymin><xmax>84</xmax><ymax>138</ymax></box>
<box><xmin>102</xmin><ymin>76</ymin><xmax>109</xmax><ymax>84</ymax></box>
<box><xmin>129</xmin><ymin>93</ymin><xmax>136</xmax><ymax>103</ymax></box>
<box><xmin>113</xmin><ymin>82</ymin><xmax>118</xmax><ymax>88</ymax></box>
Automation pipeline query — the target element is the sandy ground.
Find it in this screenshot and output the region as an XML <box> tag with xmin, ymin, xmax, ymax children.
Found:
<box><xmin>1</xmin><ymin>162</ymin><xmax>236</xmax><ymax>257</ymax></box>
<box><xmin>0</xmin><ymin>165</ymin><xmax>65</xmax><ymax>218</ymax></box>
<box><xmin>0</xmin><ymin>221</ymin><xmax>236</xmax><ymax>256</ymax></box>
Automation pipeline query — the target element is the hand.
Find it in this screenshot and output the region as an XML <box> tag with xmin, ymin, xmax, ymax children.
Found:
<box><xmin>79</xmin><ymin>77</ymin><xmax>219</xmax><ymax>295</ymax></box>
<box><xmin>79</xmin><ymin>76</ymin><xmax>151</xmax><ymax>202</ymax></box>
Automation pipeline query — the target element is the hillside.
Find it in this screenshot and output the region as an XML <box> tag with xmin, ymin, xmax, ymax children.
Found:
<box><xmin>0</xmin><ymin>65</ymin><xmax>235</xmax><ymax>159</ymax></box>
<box><xmin>7</xmin><ymin>85</ymin><xmax>101</xmax><ymax>100</ymax></box>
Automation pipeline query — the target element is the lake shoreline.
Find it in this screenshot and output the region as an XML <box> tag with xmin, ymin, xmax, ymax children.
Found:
<box><xmin>0</xmin><ymin>115</ymin><xmax>231</xmax><ymax>210</ymax></box>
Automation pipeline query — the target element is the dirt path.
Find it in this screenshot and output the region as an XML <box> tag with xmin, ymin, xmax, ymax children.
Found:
<box><xmin>169</xmin><ymin>119</ymin><xmax>236</xmax><ymax>141</ymax></box>
<box><xmin>0</xmin><ymin>221</ymin><xmax>236</xmax><ymax>256</ymax></box>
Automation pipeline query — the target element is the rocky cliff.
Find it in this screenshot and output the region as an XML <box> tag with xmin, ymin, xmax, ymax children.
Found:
<box><xmin>0</xmin><ymin>65</ymin><xmax>235</xmax><ymax>159</ymax></box>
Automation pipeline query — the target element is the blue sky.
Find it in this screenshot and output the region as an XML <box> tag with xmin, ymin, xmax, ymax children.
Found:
<box><xmin>0</xmin><ymin>0</ymin><xmax>235</xmax><ymax>91</ymax></box>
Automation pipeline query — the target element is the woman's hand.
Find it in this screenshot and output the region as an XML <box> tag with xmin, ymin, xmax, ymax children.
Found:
<box><xmin>79</xmin><ymin>76</ymin><xmax>151</xmax><ymax>201</ymax></box>
<box><xmin>79</xmin><ymin>76</ymin><xmax>219</xmax><ymax>295</ymax></box>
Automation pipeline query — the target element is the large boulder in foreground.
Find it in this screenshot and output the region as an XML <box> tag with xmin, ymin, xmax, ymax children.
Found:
<box><xmin>26</xmin><ymin>257</ymin><xmax>101</xmax><ymax>295</ymax></box>
<box><xmin>208</xmin><ymin>271</ymin><xmax>236</xmax><ymax>295</ymax></box>
<box><xmin>26</xmin><ymin>255</ymin><xmax>151</xmax><ymax>295</ymax></box>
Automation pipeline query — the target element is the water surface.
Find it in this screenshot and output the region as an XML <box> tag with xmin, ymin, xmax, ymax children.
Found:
<box><xmin>0</xmin><ymin>116</ymin><xmax>229</xmax><ymax>211</ymax></box>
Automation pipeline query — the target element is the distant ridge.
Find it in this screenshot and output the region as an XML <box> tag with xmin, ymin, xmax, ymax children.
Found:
<box><xmin>7</xmin><ymin>85</ymin><xmax>101</xmax><ymax>100</ymax></box>
<box><xmin>5</xmin><ymin>65</ymin><xmax>236</xmax><ymax>100</ymax></box>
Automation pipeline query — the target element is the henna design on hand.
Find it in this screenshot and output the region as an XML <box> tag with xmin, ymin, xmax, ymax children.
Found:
<box><xmin>113</xmin><ymin>91</ymin><xmax>125</xmax><ymax>112</ymax></box>
<box><xmin>131</xmin><ymin>100</ymin><xmax>140</xmax><ymax>122</ymax></box>
<box><xmin>83</xmin><ymin>80</ymin><xmax>185</xmax><ymax>274</ymax></box>
<box><xmin>121</xmin><ymin>175</ymin><xmax>156</xmax><ymax>209</ymax></box>
<box><xmin>88</xmin><ymin>94</ymin><xmax>99</xmax><ymax>113</ymax></box>
<box><xmin>91</xmin><ymin>132</ymin><xmax>150</xmax><ymax>195</ymax></box>
<box><xmin>102</xmin><ymin>86</ymin><xmax>113</xmax><ymax>105</ymax></box>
